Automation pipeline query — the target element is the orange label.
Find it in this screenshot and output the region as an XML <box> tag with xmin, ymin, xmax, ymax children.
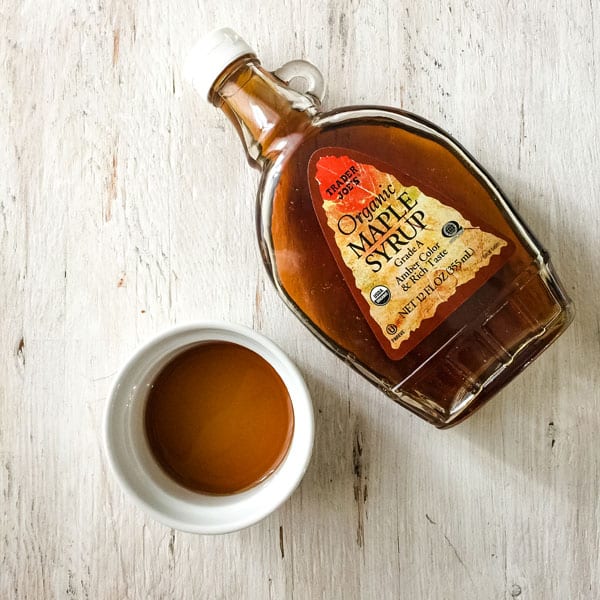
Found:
<box><xmin>308</xmin><ymin>148</ymin><xmax>512</xmax><ymax>360</ymax></box>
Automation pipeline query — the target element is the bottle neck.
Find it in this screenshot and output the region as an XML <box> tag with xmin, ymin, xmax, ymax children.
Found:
<box><xmin>210</xmin><ymin>58</ymin><xmax>317</xmax><ymax>167</ymax></box>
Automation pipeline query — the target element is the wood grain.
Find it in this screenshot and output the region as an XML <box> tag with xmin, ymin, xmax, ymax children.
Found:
<box><xmin>1</xmin><ymin>1</ymin><xmax>598</xmax><ymax>598</ymax></box>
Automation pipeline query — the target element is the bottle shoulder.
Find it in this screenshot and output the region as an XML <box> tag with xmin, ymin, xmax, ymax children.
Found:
<box><xmin>262</xmin><ymin>104</ymin><xmax>487</xmax><ymax>179</ymax></box>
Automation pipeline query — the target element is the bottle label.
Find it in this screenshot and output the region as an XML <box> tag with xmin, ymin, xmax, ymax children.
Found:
<box><xmin>308</xmin><ymin>148</ymin><xmax>512</xmax><ymax>360</ymax></box>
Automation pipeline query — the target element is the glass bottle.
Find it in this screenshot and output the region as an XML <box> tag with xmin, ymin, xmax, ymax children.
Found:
<box><xmin>185</xmin><ymin>28</ymin><xmax>574</xmax><ymax>428</ymax></box>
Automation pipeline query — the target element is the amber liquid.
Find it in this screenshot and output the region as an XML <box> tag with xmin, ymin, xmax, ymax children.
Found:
<box><xmin>214</xmin><ymin>61</ymin><xmax>573</xmax><ymax>427</ymax></box>
<box><xmin>145</xmin><ymin>342</ymin><xmax>294</xmax><ymax>494</ymax></box>
<box><xmin>267</xmin><ymin>113</ymin><xmax>573</xmax><ymax>427</ymax></box>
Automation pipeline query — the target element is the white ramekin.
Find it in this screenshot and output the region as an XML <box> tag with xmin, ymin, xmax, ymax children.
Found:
<box><xmin>103</xmin><ymin>322</ymin><xmax>314</xmax><ymax>534</ymax></box>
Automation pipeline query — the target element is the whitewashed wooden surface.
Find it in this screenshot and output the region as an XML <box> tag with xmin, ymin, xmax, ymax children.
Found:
<box><xmin>1</xmin><ymin>1</ymin><xmax>599</xmax><ymax>598</ymax></box>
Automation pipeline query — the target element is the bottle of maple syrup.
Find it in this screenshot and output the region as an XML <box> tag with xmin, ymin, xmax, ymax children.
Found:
<box><xmin>185</xmin><ymin>28</ymin><xmax>574</xmax><ymax>428</ymax></box>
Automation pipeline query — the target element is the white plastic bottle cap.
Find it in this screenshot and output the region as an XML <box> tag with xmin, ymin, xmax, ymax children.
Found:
<box><xmin>184</xmin><ymin>27</ymin><xmax>256</xmax><ymax>100</ymax></box>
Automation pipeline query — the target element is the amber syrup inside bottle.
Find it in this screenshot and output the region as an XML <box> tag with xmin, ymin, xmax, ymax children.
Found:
<box><xmin>186</xmin><ymin>29</ymin><xmax>574</xmax><ymax>428</ymax></box>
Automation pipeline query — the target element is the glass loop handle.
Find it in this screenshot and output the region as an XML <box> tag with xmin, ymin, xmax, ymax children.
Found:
<box><xmin>273</xmin><ymin>60</ymin><xmax>326</xmax><ymax>104</ymax></box>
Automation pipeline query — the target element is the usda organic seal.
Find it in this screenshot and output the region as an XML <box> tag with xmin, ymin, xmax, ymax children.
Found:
<box><xmin>370</xmin><ymin>285</ymin><xmax>391</xmax><ymax>306</ymax></box>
